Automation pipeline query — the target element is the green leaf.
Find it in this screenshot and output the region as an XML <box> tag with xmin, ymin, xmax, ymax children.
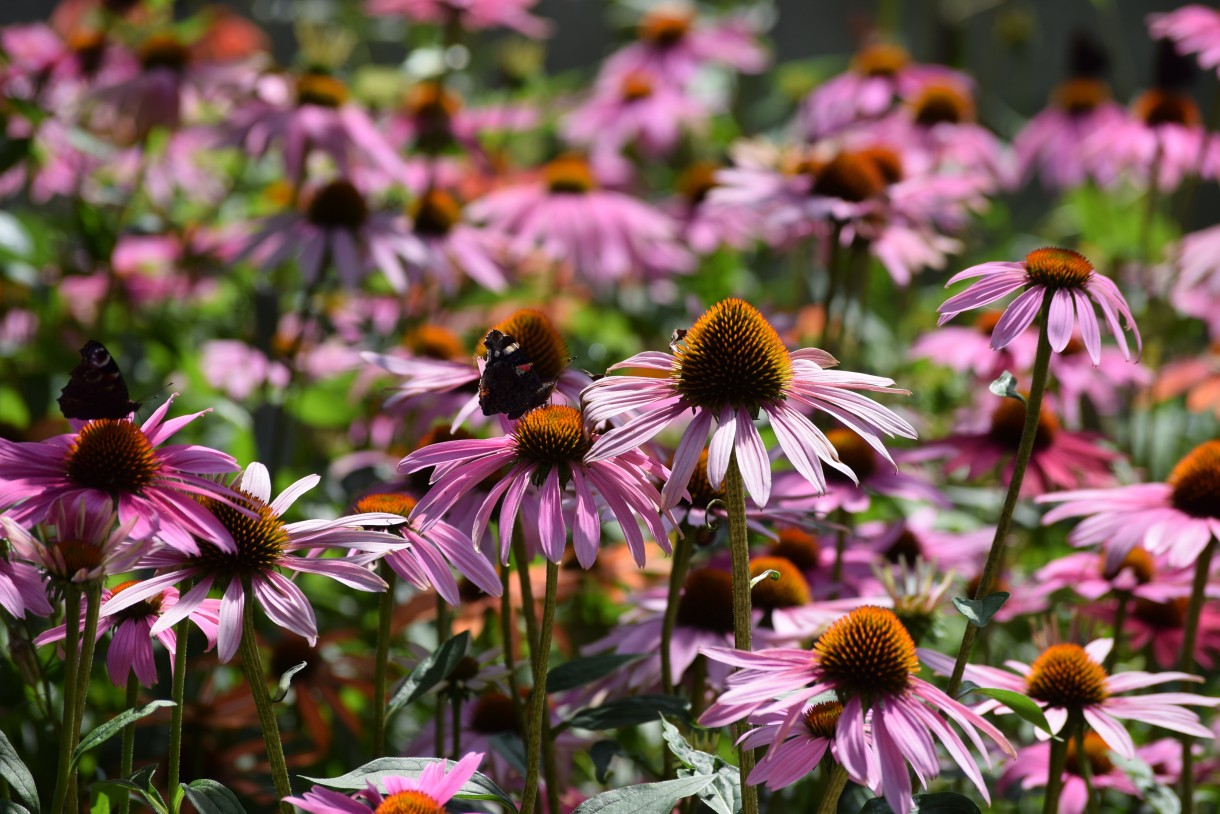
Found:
<box><xmin>952</xmin><ymin>592</ymin><xmax>1009</xmax><ymax>628</ymax></box>
<box><xmin>546</xmin><ymin>654</ymin><xmax>640</xmax><ymax>693</ymax></box>
<box><xmin>88</xmin><ymin>795</ymin><xmax>108</xmax><ymax>814</ymax></box>
<box><xmin>90</xmin><ymin>767</ymin><xmax>166</xmax><ymax>814</ymax></box>
<box><xmin>860</xmin><ymin>791</ymin><xmax>982</xmax><ymax>813</ymax></box>
<box><xmin>589</xmin><ymin>740</ymin><xmax>622</xmax><ymax>784</ymax></box>
<box><xmin>964</xmin><ymin>687</ymin><xmax>1052</xmax><ymax>735</ymax></box>
<box><xmin>73</xmin><ymin>701</ymin><xmax>175</xmax><ymax>768</ymax></box>
<box><xmin>272</xmin><ymin>661</ymin><xmax>308</xmax><ymax>703</ymax></box>
<box><xmin>0</xmin><ymin>729</ymin><xmax>40</xmax><ymax>814</ymax></box>
<box><xmin>0</xmin><ymin>801</ymin><xmax>32</xmax><ymax>814</ymax></box>
<box><xmin>689</xmin><ymin>767</ymin><xmax>740</xmax><ymax>814</ymax></box>
<box><xmin>387</xmin><ymin>632</ymin><xmax>469</xmax><ymax>715</ymax></box>
<box><xmin>1110</xmin><ymin>752</ymin><xmax>1181</xmax><ymax>814</ymax></box>
<box><xmin>660</xmin><ymin>717</ymin><xmax>715</xmax><ymax>774</ymax></box>
<box><xmin>573</xmin><ymin>775</ymin><xmax>717</xmax><ymax>814</ymax></box>
<box><xmin>180</xmin><ymin>780</ymin><xmax>247</xmax><ymax>814</ymax></box>
<box><xmin>988</xmin><ymin>372</ymin><xmax>1023</xmax><ymax>403</ymax></box>
<box><xmin>565</xmin><ymin>695</ymin><xmax>691</xmax><ymax>731</ymax></box>
<box><xmin>489</xmin><ymin>733</ymin><xmax>527</xmax><ymax>776</ymax></box>
<box><xmin>0</xmin><ymin>138</ymin><xmax>31</xmax><ymax>175</ymax></box>
<box><xmin>301</xmin><ymin>758</ymin><xmax>515</xmax><ymax>809</ymax></box>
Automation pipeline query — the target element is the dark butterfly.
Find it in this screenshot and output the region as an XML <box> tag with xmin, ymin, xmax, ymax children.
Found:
<box><xmin>478</xmin><ymin>329</ymin><xmax>556</xmax><ymax>420</ymax></box>
<box><xmin>58</xmin><ymin>340</ymin><xmax>140</xmax><ymax>421</ymax></box>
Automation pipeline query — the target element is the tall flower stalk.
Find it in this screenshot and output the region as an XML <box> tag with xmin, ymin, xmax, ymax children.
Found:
<box><xmin>1178</xmin><ymin>537</ymin><xmax>1217</xmax><ymax>814</ymax></box>
<box><xmin>724</xmin><ymin>454</ymin><xmax>759</xmax><ymax>814</ymax></box>
<box><xmin>238</xmin><ymin>576</ymin><xmax>294</xmax><ymax>812</ymax></box>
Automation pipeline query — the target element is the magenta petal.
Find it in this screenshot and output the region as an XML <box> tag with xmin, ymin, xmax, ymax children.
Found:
<box><xmin>1046</xmin><ymin>287</ymin><xmax>1076</xmax><ymax>352</ymax></box>
<box><xmin>990</xmin><ymin>286</ymin><xmax>1046</xmax><ymax>350</ymax></box>
<box><xmin>217</xmin><ymin>579</ymin><xmax>244</xmax><ymax>664</ymax></box>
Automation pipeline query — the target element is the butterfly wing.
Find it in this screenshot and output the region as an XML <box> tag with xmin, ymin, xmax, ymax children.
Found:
<box><xmin>478</xmin><ymin>330</ymin><xmax>555</xmax><ymax>420</ymax></box>
<box><xmin>57</xmin><ymin>340</ymin><xmax>141</xmax><ymax>421</ymax></box>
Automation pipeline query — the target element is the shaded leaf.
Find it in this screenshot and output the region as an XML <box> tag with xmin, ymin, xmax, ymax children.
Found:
<box><xmin>272</xmin><ymin>661</ymin><xmax>308</xmax><ymax>703</ymax></box>
<box><xmin>988</xmin><ymin>372</ymin><xmax>1023</xmax><ymax>403</ymax></box>
<box><xmin>73</xmin><ymin>701</ymin><xmax>175</xmax><ymax>768</ymax></box>
<box><xmin>1111</xmin><ymin>753</ymin><xmax>1180</xmax><ymax>814</ymax></box>
<box><xmin>590</xmin><ymin>741</ymin><xmax>622</xmax><ymax>784</ymax></box>
<box><xmin>860</xmin><ymin>791</ymin><xmax>982</xmax><ymax>813</ymax></box>
<box><xmin>952</xmin><ymin>593</ymin><xmax>1009</xmax><ymax>628</ymax></box>
<box><xmin>565</xmin><ymin>695</ymin><xmax>690</xmax><ymax>731</ymax></box>
<box><xmin>181</xmin><ymin>781</ymin><xmax>246</xmax><ymax>814</ymax></box>
<box><xmin>573</xmin><ymin>775</ymin><xmax>716</xmax><ymax>814</ymax></box>
<box><xmin>489</xmin><ymin>733</ymin><xmax>527</xmax><ymax>775</ymax></box>
<box><xmin>660</xmin><ymin>717</ymin><xmax>715</xmax><ymax>774</ymax></box>
<box><xmin>965</xmin><ymin>687</ymin><xmax>1051</xmax><ymax>735</ymax></box>
<box><xmin>547</xmin><ymin>654</ymin><xmax>640</xmax><ymax>693</ymax></box>
<box><xmin>301</xmin><ymin>758</ymin><xmax>515</xmax><ymax>809</ymax></box>
<box><xmin>0</xmin><ymin>729</ymin><xmax>39</xmax><ymax>814</ymax></box>
<box><xmin>0</xmin><ymin>802</ymin><xmax>32</xmax><ymax>814</ymax></box>
<box><xmin>388</xmin><ymin>632</ymin><xmax>469</xmax><ymax>715</ymax></box>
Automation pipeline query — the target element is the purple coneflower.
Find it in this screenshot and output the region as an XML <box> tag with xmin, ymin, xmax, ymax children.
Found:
<box><xmin>0</xmin><ymin>555</ymin><xmax>50</xmax><ymax>619</ymax></box>
<box><xmin>938</xmin><ymin>247</ymin><xmax>1141</xmax><ymax>364</ymax></box>
<box><xmin>1149</xmin><ymin>6</ymin><xmax>1220</xmax><ymax>78</ymax></box>
<box><xmin>400</xmin><ymin>404</ymin><xmax>671</xmax><ymax>567</ymax></box>
<box><xmin>1039</xmin><ymin>440</ymin><xmax>1220</xmax><ymax>570</ymax></box>
<box><xmin>2</xmin><ymin>499</ymin><xmax>147</xmax><ymax>585</ymax></box>
<box><xmin>283</xmin><ymin>752</ymin><xmax>487</xmax><ymax>814</ymax></box>
<box><xmin>350</xmin><ymin>492</ymin><xmax>502</xmax><ymax>604</ymax></box>
<box><xmin>739</xmin><ymin>703</ymin><xmax>845</xmax><ymax>790</ymax></box>
<box><xmin>365</xmin><ymin>0</ymin><xmax>550</xmax><ymax>37</ymax></box>
<box><xmin>700</xmin><ymin>606</ymin><xmax>1015</xmax><ymax>814</ymax></box>
<box><xmin>35</xmin><ymin>580</ymin><xmax>220</xmax><ymax>686</ymax></box>
<box><xmin>466</xmin><ymin>154</ymin><xmax>694</xmax><ymax>291</ymax></box>
<box><xmin>100</xmin><ymin>462</ymin><xmax>404</xmax><ymax>662</ymax></box>
<box><xmin>583</xmin><ymin>297</ymin><xmax>915</xmax><ymax>510</ymax></box>
<box><xmin>0</xmin><ymin>395</ymin><xmax>242</xmax><ymax>554</ymax></box>
<box><xmin>1170</xmin><ymin>224</ymin><xmax>1220</xmax><ymax>335</ymax></box>
<box><xmin>920</xmin><ymin>638</ymin><xmax>1220</xmax><ymax>756</ymax></box>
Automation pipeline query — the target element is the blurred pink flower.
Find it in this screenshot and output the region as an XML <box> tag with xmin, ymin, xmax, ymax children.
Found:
<box><xmin>1170</xmin><ymin>224</ymin><xmax>1220</xmax><ymax>334</ymax></box>
<box><xmin>1015</xmin><ymin>77</ymin><xmax>1126</xmax><ymax>190</ymax></box>
<box><xmin>0</xmin><ymin>556</ymin><xmax>51</xmax><ymax>619</ymax></box>
<box><xmin>35</xmin><ymin>581</ymin><xmax>220</xmax><ymax>686</ymax></box>
<box><xmin>284</xmin><ymin>752</ymin><xmax>487</xmax><ymax>813</ymax></box>
<box><xmin>365</xmin><ymin>0</ymin><xmax>550</xmax><ymax>37</ymax></box>
<box><xmin>1148</xmin><ymin>5</ymin><xmax>1220</xmax><ymax>77</ymax></box>
<box><xmin>3</xmin><ymin>499</ymin><xmax>147</xmax><ymax>584</ymax></box>
<box><xmin>201</xmin><ymin>340</ymin><xmax>290</xmax><ymax>401</ymax></box>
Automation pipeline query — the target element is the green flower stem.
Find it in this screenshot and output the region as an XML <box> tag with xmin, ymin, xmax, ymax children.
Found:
<box><xmin>1043</xmin><ymin>723</ymin><xmax>1072</xmax><ymax>814</ymax></box>
<box><xmin>237</xmin><ymin>581</ymin><xmax>293</xmax><ymax>812</ymax></box>
<box><xmin>814</xmin><ymin>762</ymin><xmax>849</xmax><ymax>814</ymax></box>
<box><xmin>661</xmin><ymin>530</ymin><xmax>694</xmax><ymax>778</ymax></box>
<box><xmin>1103</xmin><ymin>592</ymin><xmax>1129</xmax><ymax>673</ymax></box>
<box><xmin>66</xmin><ymin>581</ymin><xmax>101</xmax><ymax>814</ymax></box>
<box><xmin>372</xmin><ymin>568</ymin><xmax>397</xmax><ymax>758</ymax></box>
<box><xmin>50</xmin><ymin>584</ymin><xmax>82</xmax><ymax>814</ymax></box>
<box><xmin>451</xmin><ymin>690</ymin><xmax>462</xmax><ymax>758</ymax></box>
<box><xmin>512</xmin><ymin>530</ymin><xmax>541</xmax><ymax>677</ymax></box>
<box><xmin>1076</xmin><ymin>724</ymin><xmax>1099</xmax><ymax>814</ymax></box>
<box><xmin>947</xmin><ymin>290</ymin><xmax>1054</xmax><ymax>698</ymax></box>
<box><xmin>166</xmin><ymin>589</ymin><xmax>191</xmax><ymax>814</ymax></box>
<box><xmin>498</xmin><ymin>562</ymin><xmax>524</xmax><ymax>727</ymax></box>
<box><xmin>1178</xmin><ymin>537</ymin><xmax>1216</xmax><ymax>814</ymax></box>
<box><xmin>519</xmin><ymin>560</ymin><xmax>558</xmax><ymax>814</ymax></box>
<box><xmin>118</xmin><ymin>674</ymin><xmax>139</xmax><ymax>814</ymax></box>
<box><xmin>435</xmin><ymin>594</ymin><xmax>451</xmax><ymax>757</ymax></box>
<box><xmin>725</xmin><ymin>453</ymin><xmax>760</xmax><ymax>814</ymax></box>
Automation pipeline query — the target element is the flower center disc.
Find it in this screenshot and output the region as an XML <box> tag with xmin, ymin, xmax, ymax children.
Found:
<box><xmin>814</xmin><ymin>606</ymin><xmax>918</xmax><ymax>701</ymax></box>
<box><xmin>912</xmin><ymin>82</ymin><xmax>975</xmax><ymax>126</ymax></box>
<box><xmin>825</xmin><ymin>427</ymin><xmax>879</xmax><ymax>482</ymax></box>
<box><xmin>676</xmin><ymin>567</ymin><xmax>735</xmax><ymax>633</ymax></box>
<box><xmin>851</xmin><ymin>42</ymin><xmax>910</xmax><ymax>77</ymax></box>
<box><xmin>66</xmin><ymin>420</ymin><xmax>160</xmax><ymax>495</ymax></box>
<box><xmin>353</xmin><ymin>493</ymin><xmax>416</xmax><ymax>532</ymax></box>
<box><xmin>677</xmin><ymin>162</ymin><xmax>719</xmax><ymax>205</ymax></box>
<box><xmin>483</xmin><ymin>309</ymin><xmax>569</xmax><ymax>382</ymax></box>
<box><xmin>674</xmin><ymin>298</ymin><xmax>793</xmax><ymax>414</ymax></box>
<box><xmin>681</xmin><ymin>448</ymin><xmax>723</xmax><ymax>508</ymax></box>
<box><xmin>1100</xmin><ymin>546</ymin><xmax>1155</xmax><ymax>583</ymax></box>
<box><xmin>1167</xmin><ymin>440</ymin><xmax>1220</xmax><ymax>519</ymax></box>
<box><xmin>988</xmin><ymin>397</ymin><xmax>1058</xmax><ymax>451</ymax></box>
<box><xmin>621</xmin><ymin>71</ymin><xmax>655</xmax><ymax>101</ymax></box>
<box><xmin>404</xmin><ymin>324</ymin><xmax>467</xmax><ymax>361</ymax></box>
<box><xmin>139</xmin><ymin>34</ymin><xmax>191</xmax><ymax>72</ymax></box>
<box><xmin>470</xmin><ymin>691</ymin><xmax>520</xmax><ymax>734</ymax></box>
<box><xmin>50</xmin><ymin>540</ymin><xmax>105</xmax><ymax>580</ymax></box>
<box><xmin>410</xmin><ymin>189</ymin><xmax>462</xmax><ymax>237</ymax></box>
<box><xmin>110</xmin><ymin>578</ymin><xmax>165</xmax><ymax>619</ymax></box>
<box><xmin>544</xmin><ymin>155</ymin><xmax>597</xmax><ymax>194</ymax></box>
<box><xmin>1025</xmin><ymin>643</ymin><xmax>1109</xmax><ymax>708</ymax></box>
<box><xmin>512</xmin><ymin>405</ymin><xmax>591</xmax><ymax>467</ymax></box>
<box><xmin>802</xmin><ymin>700</ymin><xmax>843</xmax><ymax>738</ymax></box>
<box><xmin>296</xmin><ymin>72</ymin><xmax>348</xmax><ymax>108</ymax></box>
<box><xmin>193</xmin><ymin>490</ymin><xmax>289</xmax><ymax>578</ymax></box>
<box><xmin>1131</xmin><ymin>596</ymin><xmax>1189</xmax><ymax>628</ymax></box>
<box><xmin>305</xmin><ymin>180</ymin><xmax>368</xmax><ymax>230</ymax></box>
<box><xmin>883</xmin><ymin>527</ymin><xmax>923</xmax><ymax>564</ymax></box>
<box><xmin>1022</xmin><ymin>247</ymin><xmax>1095</xmax><ymax>288</ymax></box>
<box><xmin>1132</xmin><ymin>89</ymin><xmax>1201</xmax><ymax>128</ymax></box>
<box><xmin>813</xmin><ymin>151</ymin><xmax>887</xmax><ymax>203</ymax></box>
<box><xmin>769</xmin><ymin>527</ymin><xmax>821</xmax><ymax>571</ymax></box>
<box><xmin>1065</xmin><ymin>731</ymin><xmax>1115</xmax><ymax>777</ymax></box>
<box><xmin>374</xmin><ymin>790</ymin><xmax>446</xmax><ymax>814</ymax></box>
<box><xmin>749</xmin><ymin>556</ymin><xmax>811</xmax><ymax>609</ymax></box>
<box><xmin>638</xmin><ymin>7</ymin><xmax>693</xmax><ymax>46</ymax></box>
<box><xmin>1054</xmin><ymin>78</ymin><xmax>1110</xmax><ymax>115</ymax></box>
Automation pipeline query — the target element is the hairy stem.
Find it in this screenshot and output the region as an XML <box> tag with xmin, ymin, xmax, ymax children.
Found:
<box><xmin>119</xmin><ymin>674</ymin><xmax>139</xmax><ymax>814</ymax></box>
<box><xmin>237</xmin><ymin>581</ymin><xmax>293</xmax><ymax>811</ymax></box>
<box><xmin>814</xmin><ymin>762</ymin><xmax>850</xmax><ymax>814</ymax></box>
<box><xmin>166</xmin><ymin>600</ymin><xmax>191</xmax><ymax>814</ymax></box>
<box><xmin>50</xmin><ymin>585</ymin><xmax>81</xmax><ymax>814</ymax></box>
<box><xmin>372</xmin><ymin>568</ymin><xmax>397</xmax><ymax>758</ymax></box>
<box><xmin>519</xmin><ymin>560</ymin><xmax>558</xmax><ymax>814</ymax></box>
<box><xmin>948</xmin><ymin>290</ymin><xmax>1053</xmax><ymax>697</ymax></box>
<box><xmin>1178</xmin><ymin>537</ymin><xmax>1216</xmax><ymax>814</ymax></box>
<box><xmin>725</xmin><ymin>454</ymin><xmax>760</xmax><ymax>814</ymax></box>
